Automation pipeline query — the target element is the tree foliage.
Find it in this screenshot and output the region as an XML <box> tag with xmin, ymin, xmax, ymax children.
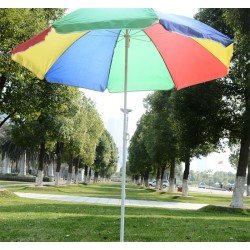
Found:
<box><xmin>0</xmin><ymin>8</ymin><xmax>118</xmax><ymax>181</ymax></box>
<box><xmin>94</xmin><ymin>129</ymin><xmax>118</xmax><ymax>179</ymax></box>
<box><xmin>0</xmin><ymin>8</ymin><xmax>66</xmax><ymax>127</ymax></box>
<box><xmin>195</xmin><ymin>8</ymin><xmax>250</xmax><ymax>180</ymax></box>
<box><xmin>128</xmin><ymin>114</ymin><xmax>152</xmax><ymax>182</ymax></box>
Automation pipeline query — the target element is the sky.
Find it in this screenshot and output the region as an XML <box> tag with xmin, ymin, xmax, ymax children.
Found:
<box><xmin>3</xmin><ymin>0</ymin><xmax>244</xmax><ymax>174</ymax></box>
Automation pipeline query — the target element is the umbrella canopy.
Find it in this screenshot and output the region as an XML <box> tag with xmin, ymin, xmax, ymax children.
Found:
<box><xmin>11</xmin><ymin>8</ymin><xmax>234</xmax><ymax>242</ymax></box>
<box><xmin>12</xmin><ymin>8</ymin><xmax>234</xmax><ymax>92</ymax></box>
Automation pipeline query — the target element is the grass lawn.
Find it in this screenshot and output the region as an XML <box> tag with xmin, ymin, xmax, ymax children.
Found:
<box><xmin>1</xmin><ymin>182</ymin><xmax>250</xmax><ymax>242</ymax></box>
<box><xmin>5</xmin><ymin>182</ymin><xmax>250</xmax><ymax>207</ymax></box>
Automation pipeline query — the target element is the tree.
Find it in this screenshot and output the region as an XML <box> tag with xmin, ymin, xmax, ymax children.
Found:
<box><xmin>94</xmin><ymin>130</ymin><xmax>112</xmax><ymax>182</ymax></box>
<box><xmin>50</xmin><ymin>86</ymin><xmax>81</xmax><ymax>184</ymax></box>
<box><xmin>105</xmin><ymin>132</ymin><xmax>118</xmax><ymax>180</ymax></box>
<box><xmin>195</xmin><ymin>8</ymin><xmax>250</xmax><ymax>207</ymax></box>
<box><xmin>93</xmin><ymin>130</ymin><xmax>118</xmax><ymax>182</ymax></box>
<box><xmin>11</xmin><ymin>81</ymin><xmax>82</xmax><ymax>185</ymax></box>
<box><xmin>229</xmin><ymin>142</ymin><xmax>250</xmax><ymax>196</ymax></box>
<box><xmin>169</xmin><ymin>82</ymin><xmax>225</xmax><ymax>196</ymax></box>
<box><xmin>0</xmin><ymin>8</ymin><xmax>66</xmax><ymax>127</ymax></box>
<box><xmin>128</xmin><ymin>115</ymin><xmax>152</xmax><ymax>186</ymax></box>
<box><xmin>140</xmin><ymin>112</ymin><xmax>166</xmax><ymax>189</ymax></box>
<box><xmin>144</xmin><ymin>91</ymin><xmax>178</xmax><ymax>191</ymax></box>
<box><xmin>63</xmin><ymin>94</ymin><xmax>104</xmax><ymax>184</ymax></box>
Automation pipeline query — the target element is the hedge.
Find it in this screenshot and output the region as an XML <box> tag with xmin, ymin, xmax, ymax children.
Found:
<box><xmin>0</xmin><ymin>174</ymin><xmax>53</xmax><ymax>182</ymax></box>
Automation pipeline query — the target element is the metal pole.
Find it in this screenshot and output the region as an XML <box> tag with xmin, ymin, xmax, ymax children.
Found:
<box><xmin>120</xmin><ymin>29</ymin><xmax>129</xmax><ymax>242</ymax></box>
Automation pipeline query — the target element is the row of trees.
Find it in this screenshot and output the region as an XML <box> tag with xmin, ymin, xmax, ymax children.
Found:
<box><xmin>128</xmin><ymin>9</ymin><xmax>249</xmax><ymax>208</ymax></box>
<box><xmin>128</xmin><ymin>85</ymin><xmax>225</xmax><ymax>192</ymax></box>
<box><xmin>0</xmin><ymin>9</ymin><xmax>118</xmax><ymax>185</ymax></box>
<box><xmin>0</xmin><ymin>80</ymin><xmax>118</xmax><ymax>185</ymax></box>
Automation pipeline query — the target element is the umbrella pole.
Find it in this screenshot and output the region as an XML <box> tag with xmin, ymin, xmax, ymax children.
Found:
<box><xmin>120</xmin><ymin>29</ymin><xmax>129</xmax><ymax>242</ymax></box>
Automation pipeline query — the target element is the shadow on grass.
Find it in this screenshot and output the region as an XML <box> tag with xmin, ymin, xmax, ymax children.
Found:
<box><xmin>200</xmin><ymin>205</ymin><xmax>250</xmax><ymax>215</ymax></box>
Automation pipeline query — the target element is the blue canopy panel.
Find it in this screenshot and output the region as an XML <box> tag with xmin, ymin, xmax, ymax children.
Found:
<box><xmin>156</xmin><ymin>11</ymin><xmax>234</xmax><ymax>47</ymax></box>
<box><xmin>45</xmin><ymin>30</ymin><xmax>120</xmax><ymax>91</ymax></box>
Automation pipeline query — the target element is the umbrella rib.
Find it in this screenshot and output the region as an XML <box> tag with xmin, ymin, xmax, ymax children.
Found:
<box><xmin>104</xmin><ymin>30</ymin><xmax>121</xmax><ymax>35</ymax></box>
<box><xmin>131</xmin><ymin>33</ymin><xmax>166</xmax><ymax>38</ymax></box>
<box><xmin>130</xmin><ymin>37</ymin><xmax>151</xmax><ymax>42</ymax></box>
<box><xmin>87</xmin><ymin>34</ymin><xmax>118</xmax><ymax>37</ymax></box>
<box><xmin>129</xmin><ymin>30</ymin><xmax>144</xmax><ymax>37</ymax></box>
<box><xmin>120</xmin><ymin>30</ymin><xmax>126</xmax><ymax>36</ymax></box>
<box><xmin>117</xmin><ymin>37</ymin><xmax>125</xmax><ymax>43</ymax></box>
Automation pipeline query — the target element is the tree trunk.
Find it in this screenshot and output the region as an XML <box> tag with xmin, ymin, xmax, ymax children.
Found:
<box><xmin>246</xmin><ymin>154</ymin><xmax>250</xmax><ymax>196</ymax></box>
<box><xmin>168</xmin><ymin>157</ymin><xmax>175</xmax><ymax>193</ymax></box>
<box><xmin>36</xmin><ymin>170</ymin><xmax>43</xmax><ymax>186</ymax></box>
<box><xmin>54</xmin><ymin>142</ymin><xmax>63</xmax><ymax>185</ymax></box>
<box><xmin>84</xmin><ymin>165</ymin><xmax>88</xmax><ymax>183</ymax></box>
<box><xmin>78</xmin><ymin>168</ymin><xmax>84</xmax><ymax>182</ymax></box>
<box><xmin>3</xmin><ymin>154</ymin><xmax>11</xmax><ymax>174</ymax></box>
<box><xmin>159</xmin><ymin>166</ymin><xmax>165</xmax><ymax>190</ymax></box>
<box><xmin>15</xmin><ymin>160</ymin><xmax>18</xmax><ymax>173</ymax></box>
<box><xmin>36</xmin><ymin>142</ymin><xmax>46</xmax><ymax>186</ymax></box>
<box><xmin>55</xmin><ymin>172</ymin><xmax>60</xmax><ymax>185</ymax></box>
<box><xmin>231</xmin><ymin>96</ymin><xmax>249</xmax><ymax>207</ymax></box>
<box><xmin>140</xmin><ymin>176</ymin><xmax>145</xmax><ymax>186</ymax></box>
<box><xmin>100</xmin><ymin>167</ymin><xmax>105</xmax><ymax>180</ymax></box>
<box><xmin>94</xmin><ymin>171</ymin><xmax>99</xmax><ymax>183</ymax></box>
<box><xmin>0</xmin><ymin>75</ymin><xmax>6</xmax><ymax>98</ymax></box>
<box><xmin>144</xmin><ymin>172</ymin><xmax>149</xmax><ymax>187</ymax></box>
<box><xmin>66</xmin><ymin>156</ymin><xmax>73</xmax><ymax>185</ymax></box>
<box><xmin>74</xmin><ymin>174</ymin><xmax>79</xmax><ymax>184</ymax></box>
<box><xmin>134</xmin><ymin>175</ymin><xmax>139</xmax><ymax>184</ymax></box>
<box><xmin>19</xmin><ymin>152</ymin><xmax>27</xmax><ymax>175</ymax></box>
<box><xmin>182</xmin><ymin>156</ymin><xmax>190</xmax><ymax>197</ymax></box>
<box><xmin>156</xmin><ymin>167</ymin><xmax>160</xmax><ymax>189</ymax></box>
<box><xmin>182</xmin><ymin>179</ymin><xmax>188</xmax><ymax>196</ymax></box>
<box><xmin>48</xmin><ymin>162</ymin><xmax>54</xmax><ymax>177</ymax></box>
<box><xmin>168</xmin><ymin>178</ymin><xmax>175</xmax><ymax>192</ymax></box>
<box><xmin>246</xmin><ymin>184</ymin><xmax>250</xmax><ymax>197</ymax></box>
<box><xmin>0</xmin><ymin>158</ymin><xmax>2</xmax><ymax>174</ymax></box>
<box><xmin>88</xmin><ymin>168</ymin><xmax>92</xmax><ymax>183</ymax></box>
<box><xmin>67</xmin><ymin>173</ymin><xmax>72</xmax><ymax>185</ymax></box>
<box><xmin>138</xmin><ymin>176</ymin><xmax>142</xmax><ymax>185</ymax></box>
<box><xmin>74</xmin><ymin>164</ymin><xmax>79</xmax><ymax>184</ymax></box>
<box><xmin>38</xmin><ymin>142</ymin><xmax>45</xmax><ymax>171</ymax></box>
<box><xmin>230</xmin><ymin>176</ymin><xmax>246</xmax><ymax>207</ymax></box>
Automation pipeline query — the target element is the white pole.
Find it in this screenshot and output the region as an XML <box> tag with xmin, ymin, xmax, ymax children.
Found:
<box><xmin>120</xmin><ymin>29</ymin><xmax>129</xmax><ymax>242</ymax></box>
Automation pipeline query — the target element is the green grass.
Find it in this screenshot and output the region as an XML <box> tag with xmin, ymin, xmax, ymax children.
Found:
<box><xmin>1</xmin><ymin>182</ymin><xmax>250</xmax><ymax>242</ymax></box>
<box><xmin>5</xmin><ymin>182</ymin><xmax>250</xmax><ymax>207</ymax></box>
<box><xmin>0</xmin><ymin>193</ymin><xmax>249</xmax><ymax>242</ymax></box>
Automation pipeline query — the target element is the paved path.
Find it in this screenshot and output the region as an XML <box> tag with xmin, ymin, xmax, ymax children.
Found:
<box><xmin>15</xmin><ymin>192</ymin><xmax>207</xmax><ymax>210</ymax></box>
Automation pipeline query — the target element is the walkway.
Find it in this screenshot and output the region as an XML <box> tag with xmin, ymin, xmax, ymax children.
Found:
<box><xmin>15</xmin><ymin>192</ymin><xmax>207</xmax><ymax>210</ymax></box>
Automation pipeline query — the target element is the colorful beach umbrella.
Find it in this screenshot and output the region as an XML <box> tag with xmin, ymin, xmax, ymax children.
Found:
<box><xmin>11</xmin><ymin>8</ymin><xmax>234</xmax><ymax>241</ymax></box>
<box><xmin>12</xmin><ymin>8</ymin><xmax>234</xmax><ymax>92</ymax></box>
